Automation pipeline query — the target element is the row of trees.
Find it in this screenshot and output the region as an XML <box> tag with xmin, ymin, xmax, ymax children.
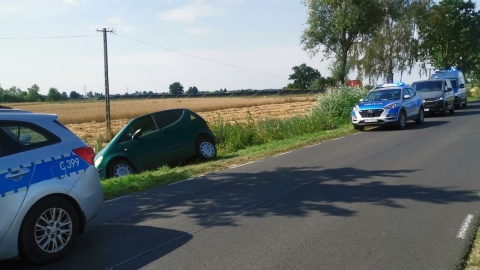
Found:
<box><xmin>301</xmin><ymin>0</ymin><xmax>480</xmax><ymax>84</ymax></box>
<box><xmin>0</xmin><ymin>82</ymin><xmax>233</xmax><ymax>103</ymax></box>
<box><xmin>0</xmin><ymin>84</ymin><xmax>107</xmax><ymax>103</ymax></box>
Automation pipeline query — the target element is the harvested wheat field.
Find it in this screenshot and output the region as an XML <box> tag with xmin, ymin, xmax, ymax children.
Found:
<box><xmin>7</xmin><ymin>96</ymin><xmax>319</xmax><ymax>147</ymax></box>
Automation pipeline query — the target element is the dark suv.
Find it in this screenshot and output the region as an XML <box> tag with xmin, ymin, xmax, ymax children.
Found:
<box><xmin>412</xmin><ymin>79</ymin><xmax>455</xmax><ymax>116</ymax></box>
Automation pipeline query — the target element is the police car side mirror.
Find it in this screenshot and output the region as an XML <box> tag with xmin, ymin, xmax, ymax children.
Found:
<box><xmin>446</xmin><ymin>87</ymin><xmax>452</xmax><ymax>92</ymax></box>
<box><xmin>460</xmin><ymin>83</ymin><xmax>465</xmax><ymax>88</ymax></box>
<box><xmin>359</xmin><ymin>98</ymin><xmax>364</xmax><ymax>102</ymax></box>
<box><xmin>403</xmin><ymin>94</ymin><xmax>411</xmax><ymax>99</ymax></box>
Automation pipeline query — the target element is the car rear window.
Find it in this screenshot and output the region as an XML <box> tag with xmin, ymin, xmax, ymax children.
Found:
<box><xmin>412</xmin><ymin>81</ymin><xmax>442</xmax><ymax>91</ymax></box>
<box><xmin>0</xmin><ymin>121</ymin><xmax>60</xmax><ymax>156</ymax></box>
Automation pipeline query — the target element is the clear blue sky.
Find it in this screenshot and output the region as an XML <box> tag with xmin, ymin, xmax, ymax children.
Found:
<box><xmin>1</xmin><ymin>0</ymin><xmax>479</xmax><ymax>95</ymax></box>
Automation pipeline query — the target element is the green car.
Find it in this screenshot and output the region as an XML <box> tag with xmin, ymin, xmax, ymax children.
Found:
<box><xmin>94</xmin><ymin>108</ymin><xmax>217</xmax><ymax>178</ymax></box>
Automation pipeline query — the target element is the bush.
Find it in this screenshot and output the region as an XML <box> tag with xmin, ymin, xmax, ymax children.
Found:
<box><xmin>312</xmin><ymin>85</ymin><xmax>368</xmax><ymax>128</ymax></box>
<box><xmin>210</xmin><ymin>85</ymin><xmax>369</xmax><ymax>153</ymax></box>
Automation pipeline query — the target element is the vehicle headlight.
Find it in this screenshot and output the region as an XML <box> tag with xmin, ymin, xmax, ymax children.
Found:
<box><xmin>353</xmin><ymin>105</ymin><xmax>360</xmax><ymax>112</ymax></box>
<box><xmin>434</xmin><ymin>97</ymin><xmax>443</xmax><ymax>101</ymax></box>
<box><xmin>384</xmin><ymin>103</ymin><xmax>398</xmax><ymax>109</ymax></box>
<box><xmin>94</xmin><ymin>156</ymin><xmax>103</xmax><ymax>167</ymax></box>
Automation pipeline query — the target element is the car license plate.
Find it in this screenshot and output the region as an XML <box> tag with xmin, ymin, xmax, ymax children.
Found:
<box><xmin>365</xmin><ymin>118</ymin><xmax>378</xmax><ymax>123</ymax></box>
<box><xmin>424</xmin><ymin>108</ymin><xmax>429</xmax><ymax>111</ymax></box>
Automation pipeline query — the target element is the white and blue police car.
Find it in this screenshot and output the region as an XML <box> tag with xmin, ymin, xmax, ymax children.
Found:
<box><xmin>351</xmin><ymin>82</ymin><xmax>425</xmax><ymax>130</ymax></box>
<box><xmin>0</xmin><ymin>109</ymin><xmax>103</xmax><ymax>264</ymax></box>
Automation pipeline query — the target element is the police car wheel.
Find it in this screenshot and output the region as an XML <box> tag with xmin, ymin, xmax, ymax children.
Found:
<box><xmin>397</xmin><ymin>111</ymin><xmax>407</xmax><ymax>129</ymax></box>
<box><xmin>19</xmin><ymin>196</ymin><xmax>79</xmax><ymax>265</ymax></box>
<box><xmin>109</xmin><ymin>160</ymin><xmax>135</xmax><ymax>178</ymax></box>
<box><xmin>353</xmin><ymin>125</ymin><xmax>364</xmax><ymax>131</ymax></box>
<box><xmin>463</xmin><ymin>97</ymin><xmax>467</xmax><ymax>108</ymax></box>
<box><xmin>416</xmin><ymin>109</ymin><xmax>425</xmax><ymax>124</ymax></box>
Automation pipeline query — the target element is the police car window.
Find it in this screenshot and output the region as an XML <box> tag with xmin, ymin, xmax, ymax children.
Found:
<box><xmin>407</xmin><ymin>88</ymin><xmax>415</xmax><ymax>96</ymax></box>
<box><xmin>0</xmin><ymin>122</ymin><xmax>59</xmax><ymax>155</ymax></box>
<box><xmin>1</xmin><ymin>124</ymin><xmax>48</xmax><ymax>145</ymax></box>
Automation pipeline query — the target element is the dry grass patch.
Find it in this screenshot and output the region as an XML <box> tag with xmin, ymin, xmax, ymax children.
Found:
<box><xmin>6</xmin><ymin>96</ymin><xmax>318</xmax><ymax>150</ymax></box>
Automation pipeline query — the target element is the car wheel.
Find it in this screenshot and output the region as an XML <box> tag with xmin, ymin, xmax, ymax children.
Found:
<box><xmin>449</xmin><ymin>102</ymin><xmax>455</xmax><ymax>114</ymax></box>
<box><xmin>108</xmin><ymin>159</ymin><xmax>135</xmax><ymax>178</ymax></box>
<box><xmin>416</xmin><ymin>108</ymin><xmax>425</xmax><ymax>124</ymax></box>
<box><xmin>397</xmin><ymin>111</ymin><xmax>407</xmax><ymax>129</ymax></box>
<box><xmin>455</xmin><ymin>97</ymin><xmax>461</xmax><ymax>109</ymax></box>
<box><xmin>463</xmin><ymin>97</ymin><xmax>467</xmax><ymax>108</ymax></box>
<box><xmin>19</xmin><ymin>196</ymin><xmax>79</xmax><ymax>265</ymax></box>
<box><xmin>441</xmin><ymin>102</ymin><xmax>447</xmax><ymax>116</ymax></box>
<box><xmin>196</xmin><ymin>136</ymin><xmax>217</xmax><ymax>160</ymax></box>
<box><xmin>353</xmin><ymin>125</ymin><xmax>364</xmax><ymax>131</ymax></box>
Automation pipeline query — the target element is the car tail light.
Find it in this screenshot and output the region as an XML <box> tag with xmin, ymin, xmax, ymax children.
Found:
<box><xmin>73</xmin><ymin>146</ymin><xmax>95</xmax><ymax>165</ymax></box>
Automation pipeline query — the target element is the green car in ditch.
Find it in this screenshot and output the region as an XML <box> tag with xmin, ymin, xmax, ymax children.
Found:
<box><xmin>94</xmin><ymin>108</ymin><xmax>217</xmax><ymax>179</ymax></box>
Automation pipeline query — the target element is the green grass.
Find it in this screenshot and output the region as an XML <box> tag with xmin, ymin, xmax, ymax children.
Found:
<box><xmin>101</xmin><ymin>124</ymin><xmax>356</xmax><ymax>199</ymax></box>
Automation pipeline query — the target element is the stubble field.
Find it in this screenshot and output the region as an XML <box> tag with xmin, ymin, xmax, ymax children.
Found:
<box><xmin>7</xmin><ymin>96</ymin><xmax>318</xmax><ymax>147</ymax></box>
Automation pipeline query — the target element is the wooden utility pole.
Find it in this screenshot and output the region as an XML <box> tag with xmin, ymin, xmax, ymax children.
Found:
<box><xmin>97</xmin><ymin>28</ymin><xmax>114</xmax><ymax>135</ymax></box>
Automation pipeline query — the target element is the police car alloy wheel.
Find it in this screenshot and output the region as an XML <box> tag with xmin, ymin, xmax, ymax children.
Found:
<box><xmin>19</xmin><ymin>196</ymin><xmax>79</xmax><ymax>264</ymax></box>
<box><xmin>416</xmin><ymin>109</ymin><xmax>425</xmax><ymax>124</ymax></box>
<box><xmin>397</xmin><ymin>111</ymin><xmax>407</xmax><ymax>129</ymax></box>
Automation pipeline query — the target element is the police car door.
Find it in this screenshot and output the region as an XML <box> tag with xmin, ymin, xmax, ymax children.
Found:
<box><xmin>0</xmin><ymin>124</ymin><xmax>35</xmax><ymax>243</ymax></box>
<box><xmin>403</xmin><ymin>88</ymin><xmax>417</xmax><ymax>118</ymax></box>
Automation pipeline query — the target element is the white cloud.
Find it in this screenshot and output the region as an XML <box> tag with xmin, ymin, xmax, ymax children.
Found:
<box><xmin>158</xmin><ymin>2</ymin><xmax>218</xmax><ymax>23</ymax></box>
<box><xmin>105</xmin><ymin>17</ymin><xmax>135</xmax><ymax>33</ymax></box>
<box><xmin>63</xmin><ymin>0</ymin><xmax>88</xmax><ymax>6</ymax></box>
<box><xmin>185</xmin><ymin>27</ymin><xmax>214</xmax><ymax>36</ymax></box>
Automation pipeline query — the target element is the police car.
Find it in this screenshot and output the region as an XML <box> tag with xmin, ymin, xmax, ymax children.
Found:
<box><xmin>351</xmin><ymin>82</ymin><xmax>425</xmax><ymax>130</ymax></box>
<box><xmin>0</xmin><ymin>109</ymin><xmax>103</xmax><ymax>264</ymax></box>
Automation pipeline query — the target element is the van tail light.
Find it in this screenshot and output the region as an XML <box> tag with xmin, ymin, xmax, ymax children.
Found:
<box><xmin>73</xmin><ymin>146</ymin><xmax>95</xmax><ymax>165</ymax></box>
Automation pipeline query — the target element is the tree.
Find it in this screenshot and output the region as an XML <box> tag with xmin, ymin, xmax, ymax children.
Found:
<box><xmin>288</xmin><ymin>63</ymin><xmax>321</xmax><ymax>90</ymax></box>
<box><xmin>26</xmin><ymin>84</ymin><xmax>42</xmax><ymax>102</ymax></box>
<box><xmin>169</xmin><ymin>82</ymin><xmax>184</xmax><ymax>95</ymax></box>
<box><xmin>69</xmin><ymin>91</ymin><xmax>80</xmax><ymax>99</ymax></box>
<box><xmin>355</xmin><ymin>0</ymin><xmax>431</xmax><ymax>83</ymax></box>
<box><xmin>301</xmin><ymin>0</ymin><xmax>384</xmax><ymax>84</ymax></box>
<box><xmin>46</xmin><ymin>88</ymin><xmax>62</xmax><ymax>102</ymax></box>
<box><xmin>417</xmin><ymin>0</ymin><xmax>480</xmax><ymax>75</ymax></box>
<box><xmin>187</xmin><ymin>86</ymin><xmax>199</xmax><ymax>95</ymax></box>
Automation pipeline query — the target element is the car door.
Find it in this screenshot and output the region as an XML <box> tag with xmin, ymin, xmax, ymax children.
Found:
<box><xmin>152</xmin><ymin>109</ymin><xmax>194</xmax><ymax>163</ymax></box>
<box><xmin>120</xmin><ymin>114</ymin><xmax>171</xmax><ymax>170</ymax></box>
<box><xmin>0</xmin><ymin>124</ymin><xmax>35</xmax><ymax>244</ymax></box>
<box><xmin>405</xmin><ymin>88</ymin><xmax>419</xmax><ymax>118</ymax></box>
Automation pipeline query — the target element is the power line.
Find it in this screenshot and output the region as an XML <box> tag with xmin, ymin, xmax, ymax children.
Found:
<box><xmin>115</xmin><ymin>33</ymin><xmax>286</xmax><ymax>79</ymax></box>
<box><xmin>0</xmin><ymin>32</ymin><xmax>288</xmax><ymax>79</ymax></box>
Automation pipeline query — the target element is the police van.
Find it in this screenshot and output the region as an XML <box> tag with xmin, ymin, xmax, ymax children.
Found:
<box><xmin>430</xmin><ymin>68</ymin><xmax>467</xmax><ymax>109</ymax></box>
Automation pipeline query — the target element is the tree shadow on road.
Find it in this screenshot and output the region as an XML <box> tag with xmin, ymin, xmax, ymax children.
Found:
<box><xmin>100</xmin><ymin>166</ymin><xmax>478</xmax><ymax>228</ymax></box>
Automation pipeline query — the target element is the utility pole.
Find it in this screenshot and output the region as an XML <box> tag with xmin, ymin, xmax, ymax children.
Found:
<box><xmin>97</xmin><ymin>27</ymin><xmax>114</xmax><ymax>136</ymax></box>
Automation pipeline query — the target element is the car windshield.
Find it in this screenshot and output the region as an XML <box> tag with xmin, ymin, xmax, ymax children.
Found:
<box><xmin>412</xmin><ymin>81</ymin><xmax>443</xmax><ymax>92</ymax></box>
<box><xmin>449</xmin><ymin>79</ymin><xmax>457</xmax><ymax>88</ymax></box>
<box><xmin>363</xmin><ymin>89</ymin><xmax>401</xmax><ymax>101</ymax></box>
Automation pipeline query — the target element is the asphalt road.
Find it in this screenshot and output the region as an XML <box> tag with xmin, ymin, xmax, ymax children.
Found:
<box><xmin>3</xmin><ymin>100</ymin><xmax>480</xmax><ymax>270</ymax></box>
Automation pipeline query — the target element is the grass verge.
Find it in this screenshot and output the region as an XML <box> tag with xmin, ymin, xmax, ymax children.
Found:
<box><xmin>101</xmin><ymin>124</ymin><xmax>356</xmax><ymax>200</ymax></box>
